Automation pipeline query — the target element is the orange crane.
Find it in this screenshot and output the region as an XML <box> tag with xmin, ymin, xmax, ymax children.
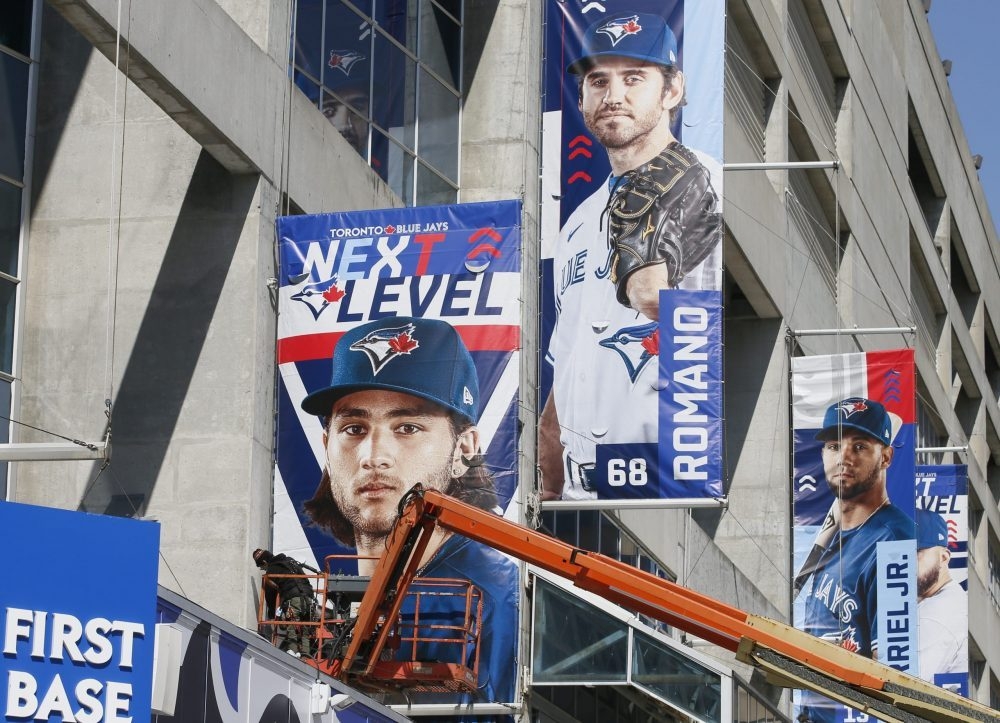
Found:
<box><xmin>263</xmin><ymin>485</ymin><xmax>997</xmax><ymax>722</ymax></box>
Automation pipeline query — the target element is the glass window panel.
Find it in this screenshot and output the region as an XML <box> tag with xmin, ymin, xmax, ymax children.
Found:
<box><xmin>432</xmin><ymin>0</ymin><xmax>461</xmax><ymax>23</ymax></box>
<box><xmin>373</xmin><ymin>0</ymin><xmax>411</xmax><ymax>51</ymax></box>
<box><xmin>420</xmin><ymin>0</ymin><xmax>460</xmax><ymax>89</ymax></box>
<box><xmin>345</xmin><ymin>0</ymin><xmax>373</xmax><ymax>19</ymax></box>
<box><xmin>415</xmin><ymin>162</ymin><xmax>456</xmax><ymax>206</ymax></box>
<box><xmin>532</xmin><ymin>579</ymin><xmax>629</xmax><ymax>683</ymax></box>
<box><xmin>417</xmin><ymin>68</ymin><xmax>458</xmax><ymax>182</ymax></box>
<box><xmin>599</xmin><ymin>513</ymin><xmax>620</xmax><ymax>558</ymax></box>
<box><xmin>294</xmin><ymin>70</ymin><xmax>320</xmax><ymax>106</ymax></box>
<box><xmin>323</xmin><ymin>90</ymin><xmax>369</xmax><ymax>159</ymax></box>
<box><xmin>0</xmin><ymin>1</ymin><xmax>33</xmax><ymax>57</ymax></box>
<box><xmin>0</xmin><ymin>378</ymin><xmax>8</xmax><ymax>498</ymax></box>
<box><xmin>0</xmin><ymin>277</ymin><xmax>15</xmax><ymax>373</ymax></box>
<box><xmin>372</xmin><ymin>30</ymin><xmax>416</xmax><ymax>151</ymax></box>
<box><xmin>0</xmin><ymin>52</ymin><xmax>29</xmax><ymax>181</ymax></box>
<box><xmin>294</xmin><ymin>0</ymin><xmax>323</xmax><ymax>79</ymax></box>
<box><xmin>577</xmin><ymin>510</ymin><xmax>599</xmax><ymax>552</ymax></box>
<box><xmin>0</xmin><ymin>181</ymin><xmax>20</xmax><ymax>277</ymax></box>
<box><xmin>632</xmin><ymin>631</ymin><xmax>723</xmax><ymax>722</ymax></box>
<box><xmin>372</xmin><ymin>128</ymin><xmax>413</xmax><ymax>204</ymax></box>
<box><xmin>323</xmin><ymin>1</ymin><xmax>372</xmax><ymax>103</ymax></box>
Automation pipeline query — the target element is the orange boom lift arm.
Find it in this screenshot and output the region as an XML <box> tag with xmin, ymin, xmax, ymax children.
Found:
<box><xmin>331</xmin><ymin>485</ymin><xmax>994</xmax><ymax>723</ymax></box>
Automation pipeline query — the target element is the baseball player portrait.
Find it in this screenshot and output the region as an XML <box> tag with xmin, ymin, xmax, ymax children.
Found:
<box><xmin>915</xmin><ymin>508</ymin><xmax>968</xmax><ymax>683</ymax></box>
<box><xmin>300</xmin><ymin>316</ymin><xmax>519</xmax><ymax>710</ymax></box>
<box><xmin>539</xmin><ymin>11</ymin><xmax>723</xmax><ymax>501</ymax></box>
<box><xmin>796</xmin><ymin>397</ymin><xmax>916</xmax><ymax>723</ymax></box>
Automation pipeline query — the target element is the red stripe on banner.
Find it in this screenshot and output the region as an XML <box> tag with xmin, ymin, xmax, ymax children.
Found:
<box><xmin>278</xmin><ymin>325</ymin><xmax>521</xmax><ymax>364</ymax></box>
<box><xmin>865</xmin><ymin>348</ymin><xmax>915</xmax><ymax>423</ymax></box>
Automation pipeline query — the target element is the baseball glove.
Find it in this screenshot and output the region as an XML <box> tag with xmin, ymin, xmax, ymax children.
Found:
<box><xmin>605</xmin><ymin>143</ymin><xmax>721</xmax><ymax>308</ymax></box>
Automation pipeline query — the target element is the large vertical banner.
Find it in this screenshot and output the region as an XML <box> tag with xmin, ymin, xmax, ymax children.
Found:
<box><xmin>539</xmin><ymin>0</ymin><xmax>725</xmax><ymax>503</ymax></box>
<box><xmin>915</xmin><ymin>465</ymin><xmax>969</xmax><ymax>696</ymax></box>
<box><xmin>275</xmin><ymin>200</ymin><xmax>522</xmax><ymax>709</ymax></box>
<box><xmin>0</xmin><ymin>502</ymin><xmax>159</xmax><ymax>722</ymax></box>
<box><xmin>791</xmin><ymin>350</ymin><xmax>917</xmax><ymax>723</ymax></box>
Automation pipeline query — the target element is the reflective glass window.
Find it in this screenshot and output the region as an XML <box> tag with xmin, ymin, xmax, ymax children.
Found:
<box><xmin>373</xmin><ymin>0</ymin><xmax>411</xmax><ymax>51</ymax></box>
<box><xmin>372</xmin><ymin>31</ymin><xmax>416</xmax><ymax>152</ymax></box>
<box><xmin>0</xmin><ymin>277</ymin><xmax>15</xmax><ymax>373</ymax></box>
<box><xmin>432</xmin><ymin>0</ymin><xmax>460</xmax><ymax>22</ymax></box>
<box><xmin>323</xmin><ymin>1</ymin><xmax>371</xmax><ymax>100</ymax></box>
<box><xmin>295</xmin><ymin>0</ymin><xmax>323</xmax><ymax>82</ymax></box>
<box><xmin>373</xmin><ymin>128</ymin><xmax>414</xmax><ymax>204</ymax></box>
<box><xmin>632</xmin><ymin>631</ymin><xmax>722</xmax><ymax>722</ymax></box>
<box><xmin>346</xmin><ymin>0</ymin><xmax>374</xmax><ymax>18</ymax></box>
<box><xmin>323</xmin><ymin>89</ymin><xmax>369</xmax><ymax>159</ymax></box>
<box><xmin>291</xmin><ymin>0</ymin><xmax>462</xmax><ymax>205</ymax></box>
<box><xmin>532</xmin><ymin>579</ymin><xmax>629</xmax><ymax>683</ymax></box>
<box><xmin>417</xmin><ymin>68</ymin><xmax>458</xmax><ymax>182</ymax></box>
<box><xmin>0</xmin><ymin>377</ymin><xmax>8</xmax><ymax>497</ymax></box>
<box><xmin>0</xmin><ymin>52</ymin><xmax>29</xmax><ymax>181</ymax></box>
<box><xmin>420</xmin><ymin>0</ymin><xmax>460</xmax><ymax>89</ymax></box>
<box><xmin>294</xmin><ymin>70</ymin><xmax>320</xmax><ymax>107</ymax></box>
<box><xmin>0</xmin><ymin>1</ymin><xmax>33</xmax><ymax>57</ymax></box>
<box><xmin>0</xmin><ymin>181</ymin><xmax>19</xmax><ymax>276</ymax></box>
<box><xmin>415</xmin><ymin>162</ymin><xmax>455</xmax><ymax>206</ymax></box>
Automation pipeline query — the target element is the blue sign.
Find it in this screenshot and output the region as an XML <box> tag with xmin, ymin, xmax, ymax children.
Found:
<box><xmin>1</xmin><ymin>502</ymin><xmax>159</xmax><ymax>722</ymax></box>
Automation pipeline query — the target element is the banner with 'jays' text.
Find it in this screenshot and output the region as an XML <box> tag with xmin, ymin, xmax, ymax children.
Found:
<box><xmin>915</xmin><ymin>465</ymin><xmax>969</xmax><ymax>696</ymax></box>
<box><xmin>275</xmin><ymin>200</ymin><xmax>521</xmax><ymax>566</ymax></box>
<box><xmin>539</xmin><ymin>0</ymin><xmax>725</xmax><ymax>504</ymax></box>
<box><xmin>275</xmin><ymin>201</ymin><xmax>522</xmax><ymax>710</ymax></box>
<box><xmin>791</xmin><ymin>349</ymin><xmax>917</xmax><ymax>723</ymax></box>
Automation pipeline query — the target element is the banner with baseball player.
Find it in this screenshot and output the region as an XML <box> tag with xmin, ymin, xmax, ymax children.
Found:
<box><xmin>274</xmin><ymin>201</ymin><xmax>522</xmax><ymax>709</ymax></box>
<box><xmin>915</xmin><ymin>465</ymin><xmax>969</xmax><ymax>696</ymax></box>
<box><xmin>791</xmin><ymin>349</ymin><xmax>918</xmax><ymax>723</ymax></box>
<box><xmin>539</xmin><ymin>0</ymin><xmax>725</xmax><ymax>504</ymax></box>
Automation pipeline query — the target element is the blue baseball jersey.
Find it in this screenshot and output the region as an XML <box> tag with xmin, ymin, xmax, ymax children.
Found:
<box><xmin>798</xmin><ymin>504</ymin><xmax>914</xmax><ymax>723</ymax></box>
<box><xmin>399</xmin><ymin>535</ymin><xmax>519</xmax><ymax>721</ymax></box>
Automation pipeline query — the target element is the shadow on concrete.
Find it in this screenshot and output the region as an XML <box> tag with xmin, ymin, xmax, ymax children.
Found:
<box><xmin>30</xmin><ymin>4</ymin><xmax>91</xmax><ymax>207</ymax></box>
<box><xmin>692</xmin><ymin>315</ymin><xmax>784</xmax><ymax>536</ymax></box>
<box><xmin>80</xmin><ymin>151</ymin><xmax>257</xmax><ymax>515</ymax></box>
<box><xmin>462</xmin><ymin>0</ymin><xmax>502</xmax><ymax>95</ymax></box>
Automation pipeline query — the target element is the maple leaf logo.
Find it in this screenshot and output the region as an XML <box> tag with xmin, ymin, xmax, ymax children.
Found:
<box><xmin>388</xmin><ymin>332</ymin><xmax>418</xmax><ymax>354</ymax></box>
<box><xmin>322</xmin><ymin>285</ymin><xmax>345</xmax><ymax>303</ymax></box>
<box><xmin>386</xmin><ymin>225</ymin><xmax>396</xmax><ymax>234</ymax></box>
<box><xmin>641</xmin><ymin>330</ymin><xmax>659</xmax><ymax>356</ymax></box>
<box><xmin>623</xmin><ymin>19</ymin><xmax>641</xmax><ymax>34</ymax></box>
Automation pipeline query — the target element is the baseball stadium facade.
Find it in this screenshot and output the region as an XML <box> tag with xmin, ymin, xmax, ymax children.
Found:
<box><xmin>3</xmin><ymin>0</ymin><xmax>999</xmax><ymax>720</ymax></box>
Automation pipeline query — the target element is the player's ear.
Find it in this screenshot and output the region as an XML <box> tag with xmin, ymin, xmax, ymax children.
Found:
<box><xmin>451</xmin><ymin>426</ymin><xmax>481</xmax><ymax>476</ymax></box>
<box><xmin>662</xmin><ymin>70</ymin><xmax>685</xmax><ymax>111</ymax></box>
<box><xmin>880</xmin><ymin>443</ymin><xmax>894</xmax><ymax>469</ymax></box>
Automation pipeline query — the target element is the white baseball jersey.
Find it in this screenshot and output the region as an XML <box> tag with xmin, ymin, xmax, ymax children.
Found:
<box><xmin>917</xmin><ymin>578</ymin><xmax>968</xmax><ymax>681</ymax></box>
<box><xmin>545</xmin><ymin>145</ymin><xmax>722</xmax><ymax>500</ymax></box>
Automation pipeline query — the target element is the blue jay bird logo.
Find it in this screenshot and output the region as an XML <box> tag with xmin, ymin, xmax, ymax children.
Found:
<box><xmin>328</xmin><ymin>50</ymin><xmax>365</xmax><ymax>76</ymax></box>
<box><xmin>599</xmin><ymin>322</ymin><xmax>659</xmax><ymax>383</ymax></box>
<box><xmin>596</xmin><ymin>16</ymin><xmax>643</xmax><ymax>47</ymax></box>
<box><xmin>350</xmin><ymin>323</ymin><xmax>420</xmax><ymax>375</ymax></box>
<box><xmin>289</xmin><ymin>274</ymin><xmax>346</xmax><ymax>320</ymax></box>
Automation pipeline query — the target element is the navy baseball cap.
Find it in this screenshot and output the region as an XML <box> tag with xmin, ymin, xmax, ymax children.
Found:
<box><xmin>567</xmin><ymin>13</ymin><xmax>679</xmax><ymax>75</ymax></box>
<box><xmin>301</xmin><ymin>317</ymin><xmax>479</xmax><ymax>424</ymax></box>
<box><xmin>916</xmin><ymin>508</ymin><xmax>949</xmax><ymax>550</ymax></box>
<box><xmin>815</xmin><ymin>397</ymin><xmax>892</xmax><ymax>446</ymax></box>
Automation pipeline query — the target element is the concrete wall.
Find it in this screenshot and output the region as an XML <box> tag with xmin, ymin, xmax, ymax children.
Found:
<box><xmin>15</xmin><ymin>1</ymin><xmax>398</xmax><ymax>626</ymax></box>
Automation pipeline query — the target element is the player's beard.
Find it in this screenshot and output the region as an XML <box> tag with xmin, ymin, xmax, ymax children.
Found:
<box><xmin>826</xmin><ymin>458</ymin><xmax>882</xmax><ymax>502</ymax></box>
<box><xmin>582</xmin><ymin>104</ymin><xmax>664</xmax><ymax>151</ymax></box>
<box><xmin>329</xmin><ymin>462</ymin><xmax>455</xmax><ymax>549</ymax></box>
<box><xmin>917</xmin><ymin>562</ymin><xmax>941</xmax><ymax>599</ymax></box>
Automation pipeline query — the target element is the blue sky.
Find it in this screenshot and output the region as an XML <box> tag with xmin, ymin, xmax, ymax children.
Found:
<box><xmin>927</xmin><ymin>1</ymin><xmax>1000</xmax><ymax>234</ymax></box>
